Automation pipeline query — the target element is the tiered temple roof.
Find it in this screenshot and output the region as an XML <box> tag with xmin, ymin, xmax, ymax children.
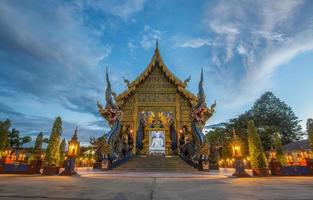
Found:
<box><xmin>115</xmin><ymin>41</ymin><xmax>198</xmax><ymax>107</ymax></box>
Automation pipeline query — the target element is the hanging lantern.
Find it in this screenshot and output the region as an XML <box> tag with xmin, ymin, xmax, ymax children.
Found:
<box><xmin>269</xmin><ymin>148</ymin><xmax>277</xmax><ymax>161</ymax></box>
<box><xmin>68</xmin><ymin>127</ymin><xmax>80</xmax><ymax>158</ymax></box>
<box><xmin>231</xmin><ymin>128</ymin><xmax>242</xmax><ymax>158</ymax></box>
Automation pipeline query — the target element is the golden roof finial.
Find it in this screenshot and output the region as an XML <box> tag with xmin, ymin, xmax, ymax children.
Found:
<box><xmin>155</xmin><ymin>39</ymin><xmax>159</xmax><ymax>50</ymax></box>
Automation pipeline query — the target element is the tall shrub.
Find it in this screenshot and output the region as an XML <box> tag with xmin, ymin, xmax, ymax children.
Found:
<box><xmin>273</xmin><ymin>132</ymin><xmax>286</xmax><ymax>165</ymax></box>
<box><xmin>34</xmin><ymin>132</ymin><xmax>44</xmax><ymax>155</ymax></box>
<box><xmin>248</xmin><ymin>120</ymin><xmax>268</xmax><ymax>169</ymax></box>
<box><xmin>307</xmin><ymin>118</ymin><xmax>313</xmax><ymax>152</ymax></box>
<box><xmin>0</xmin><ymin>119</ymin><xmax>10</xmax><ymax>152</ymax></box>
<box><xmin>45</xmin><ymin>117</ymin><xmax>62</xmax><ymax>166</ymax></box>
<box><xmin>59</xmin><ymin>138</ymin><xmax>66</xmax><ymax>165</ymax></box>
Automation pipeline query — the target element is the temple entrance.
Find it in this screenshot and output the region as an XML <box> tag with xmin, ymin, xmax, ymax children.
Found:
<box><xmin>136</xmin><ymin>111</ymin><xmax>177</xmax><ymax>155</ymax></box>
<box><xmin>97</xmin><ymin>43</ymin><xmax>214</xmax><ymax>171</ymax></box>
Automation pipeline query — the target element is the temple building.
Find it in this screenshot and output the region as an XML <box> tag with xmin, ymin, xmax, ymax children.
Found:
<box><xmin>97</xmin><ymin>41</ymin><xmax>216</xmax><ymax>171</ymax></box>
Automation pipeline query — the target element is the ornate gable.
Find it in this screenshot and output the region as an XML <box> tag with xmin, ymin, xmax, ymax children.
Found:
<box><xmin>116</xmin><ymin>41</ymin><xmax>197</xmax><ymax>107</ymax></box>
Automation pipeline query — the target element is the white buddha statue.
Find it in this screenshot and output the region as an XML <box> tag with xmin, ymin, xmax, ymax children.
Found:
<box><xmin>151</xmin><ymin>132</ymin><xmax>164</xmax><ymax>149</ymax></box>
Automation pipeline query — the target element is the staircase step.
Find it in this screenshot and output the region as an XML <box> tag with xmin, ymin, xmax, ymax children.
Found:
<box><xmin>113</xmin><ymin>155</ymin><xmax>197</xmax><ymax>172</ymax></box>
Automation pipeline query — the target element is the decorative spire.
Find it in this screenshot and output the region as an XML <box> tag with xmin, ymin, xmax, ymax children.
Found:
<box><xmin>155</xmin><ymin>39</ymin><xmax>159</xmax><ymax>50</ymax></box>
<box><xmin>196</xmin><ymin>68</ymin><xmax>206</xmax><ymax>106</ymax></box>
<box><xmin>105</xmin><ymin>67</ymin><xmax>117</xmax><ymax>109</ymax></box>
<box><xmin>72</xmin><ymin>126</ymin><xmax>78</xmax><ymax>141</ymax></box>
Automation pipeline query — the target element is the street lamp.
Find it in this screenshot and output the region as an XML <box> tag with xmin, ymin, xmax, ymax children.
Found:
<box><xmin>268</xmin><ymin>147</ymin><xmax>283</xmax><ymax>175</ymax></box>
<box><xmin>60</xmin><ymin>127</ymin><xmax>80</xmax><ymax>176</ymax></box>
<box><xmin>269</xmin><ymin>149</ymin><xmax>277</xmax><ymax>161</ymax></box>
<box><xmin>231</xmin><ymin>128</ymin><xmax>250</xmax><ymax>177</ymax></box>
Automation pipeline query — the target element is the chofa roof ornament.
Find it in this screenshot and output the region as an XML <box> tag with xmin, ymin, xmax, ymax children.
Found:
<box><xmin>191</xmin><ymin>69</ymin><xmax>216</xmax><ymax>127</ymax></box>
<box><xmin>97</xmin><ymin>67</ymin><xmax>123</xmax><ymax>126</ymax></box>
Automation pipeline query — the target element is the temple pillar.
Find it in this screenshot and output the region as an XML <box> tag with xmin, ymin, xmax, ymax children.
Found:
<box><xmin>133</xmin><ymin>93</ymin><xmax>138</xmax><ymax>154</ymax></box>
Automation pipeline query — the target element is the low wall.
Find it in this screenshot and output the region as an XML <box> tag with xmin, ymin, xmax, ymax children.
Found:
<box><xmin>0</xmin><ymin>163</ymin><xmax>36</xmax><ymax>174</ymax></box>
<box><xmin>219</xmin><ymin>168</ymin><xmax>253</xmax><ymax>177</ymax></box>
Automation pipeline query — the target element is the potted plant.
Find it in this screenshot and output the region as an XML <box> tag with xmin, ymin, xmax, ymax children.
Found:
<box><xmin>248</xmin><ymin>120</ymin><xmax>269</xmax><ymax>176</ymax></box>
<box><xmin>42</xmin><ymin>117</ymin><xmax>62</xmax><ymax>175</ymax></box>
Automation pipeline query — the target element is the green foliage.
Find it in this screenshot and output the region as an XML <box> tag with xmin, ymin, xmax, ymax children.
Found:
<box><xmin>8</xmin><ymin>128</ymin><xmax>31</xmax><ymax>149</ymax></box>
<box><xmin>248</xmin><ymin>120</ymin><xmax>268</xmax><ymax>169</ymax></box>
<box><xmin>59</xmin><ymin>138</ymin><xmax>66</xmax><ymax>165</ymax></box>
<box><xmin>252</xmin><ymin>92</ymin><xmax>302</xmax><ymax>150</ymax></box>
<box><xmin>208</xmin><ymin>92</ymin><xmax>302</xmax><ymax>152</ymax></box>
<box><xmin>307</xmin><ymin>118</ymin><xmax>313</xmax><ymax>152</ymax></box>
<box><xmin>273</xmin><ymin>132</ymin><xmax>287</xmax><ymax>165</ymax></box>
<box><xmin>206</xmin><ymin>127</ymin><xmax>228</xmax><ymax>147</ymax></box>
<box><xmin>0</xmin><ymin>119</ymin><xmax>11</xmax><ymax>151</ymax></box>
<box><xmin>206</xmin><ymin>127</ymin><xmax>232</xmax><ymax>159</ymax></box>
<box><xmin>34</xmin><ymin>132</ymin><xmax>44</xmax><ymax>154</ymax></box>
<box><xmin>45</xmin><ymin>117</ymin><xmax>62</xmax><ymax>166</ymax></box>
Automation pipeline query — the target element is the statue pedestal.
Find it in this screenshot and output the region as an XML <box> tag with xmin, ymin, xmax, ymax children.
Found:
<box><xmin>200</xmin><ymin>160</ymin><xmax>210</xmax><ymax>171</ymax></box>
<box><xmin>60</xmin><ymin>158</ymin><xmax>77</xmax><ymax>176</ymax></box>
<box><xmin>93</xmin><ymin>160</ymin><xmax>110</xmax><ymax>171</ymax></box>
<box><xmin>269</xmin><ymin>160</ymin><xmax>283</xmax><ymax>176</ymax></box>
<box><xmin>232</xmin><ymin>158</ymin><xmax>250</xmax><ymax>177</ymax></box>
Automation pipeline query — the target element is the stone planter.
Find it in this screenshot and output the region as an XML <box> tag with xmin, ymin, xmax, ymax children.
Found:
<box><xmin>269</xmin><ymin>160</ymin><xmax>283</xmax><ymax>176</ymax></box>
<box><xmin>252</xmin><ymin>168</ymin><xmax>269</xmax><ymax>176</ymax></box>
<box><xmin>42</xmin><ymin>166</ymin><xmax>60</xmax><ymax>175</ymax></box>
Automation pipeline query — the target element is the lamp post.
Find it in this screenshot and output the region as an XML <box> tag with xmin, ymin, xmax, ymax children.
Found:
<box><xmin>231</xmin><ymin>128</ymin><xmax>250</xmax><ymax>177</ymax></box>
<box><xmin>60</xmin><ymin>127</ymin><xmax>80</xmax><ymax>176</ymax></box>
<box><xmin>268</xmin><ymin>147</ymin><xmax>283</xmax><ymax>175</ymax></box>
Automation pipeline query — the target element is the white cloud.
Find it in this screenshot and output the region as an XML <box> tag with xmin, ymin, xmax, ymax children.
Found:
<box><xmin>139</xmin><ymin>25</ymin><xmax>162</xmax><ymax>50</ymax></box>
<box><xmin>252</xmin><ymin>31</ymin><xmax>289</xmax><ymax>43</ymax></box>
<box><xmin>203</xmin><ymin>0</ymin><xmax>311</xmax><ymax>108</ymax></box>
<box><xmin>180</xmin><ymin>38</ymin><xmax>212</xmax><ymax>48</ymax></box>
<box><xmin>236</xmin><ymin>44</ymin><xmax>247</xmax><ymax>55</ymax></box>
<box><xmin>128</xmin><ymin>41</ymin><xmax>137</xmax><ymax>52</ymax></box>
<box><xmin>86</xmin><ymin>0</ymin><xmax>146</xmax><ymax>20</ymax></box>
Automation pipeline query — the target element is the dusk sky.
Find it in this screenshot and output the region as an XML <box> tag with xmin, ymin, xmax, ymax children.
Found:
<box><xmin>1</xmin><ymin>0</ymin><xmax>313</xmax><ymax>145</ymax></box>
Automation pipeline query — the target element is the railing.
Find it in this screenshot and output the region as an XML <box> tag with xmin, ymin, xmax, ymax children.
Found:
<box><xmin>178</xmin><ymin>154</ymin><xmax>200</xmax><ymax>170</ymax></box>
<box><xmin>110</xmin><ymin>153</ymin><xmax>132</xmax><ymax>169</ymax></box>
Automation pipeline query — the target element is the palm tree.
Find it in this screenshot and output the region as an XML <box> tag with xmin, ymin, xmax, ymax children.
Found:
<box><xmin>8</xmin><ymin>128</ymin><xmax>31</xmax><ymax>161</ymax></box>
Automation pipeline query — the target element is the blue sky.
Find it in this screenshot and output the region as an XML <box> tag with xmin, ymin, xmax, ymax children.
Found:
<box><xmin>1</xmin><ymin>0</ymin><xmax>313</xmax><ymax>144</ymax></box>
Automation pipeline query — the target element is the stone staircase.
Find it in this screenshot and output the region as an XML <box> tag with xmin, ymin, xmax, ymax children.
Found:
<box><xmin>113</xmin><ymin>155</ymin><xmax>198</xmax><ymax>172</ymax></box>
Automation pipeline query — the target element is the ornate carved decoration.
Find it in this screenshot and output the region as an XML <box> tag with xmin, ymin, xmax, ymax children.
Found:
<box><xmin>98</xmin><ymin>68</ymin><xmax>123</xmax><ymax>126</ymax></box>
<box><xmin>115</xmin><ymin>43</ymin><xmax>197</xmax><ymax>108</ymax></box>
<box><xmin>191</xmin><ymin>69</ymin><xmax>216</xmax><ymax>127</ymax></box>
<box><xmin>183</xmin><ymin>75</ymin><xmax>191</xmax><ymax>87</ymax></box>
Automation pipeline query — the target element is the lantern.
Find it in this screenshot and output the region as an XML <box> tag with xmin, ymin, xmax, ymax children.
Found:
<box><xmin>67</xmin><ymin>128</ymin><xmax>80</xmax><ymax>158</ymax></box>
<box><xmin>230</xmin><ymin>128</ymin><xmax>250</xmax><ymax>177</ymax></box>
<box><xmin>286</xmin><ymin>152</ymin><xmax>294</xmax><ymax>165</ymax></box>
<box><xmin>269</xmin><ymin>148</ymin><xmax>277</xmax><ymax>161</ymax></box>
<box><xmin>231</xmin><ymin>128</ymin><xmax>242</xmax><ymax>158</ymax></box>
<box><xmin>60</xmin><ymin>127</ymin><xmax>80</xmax><ymax>176</ymax></box>
<box><xmin>298</xmin><ymin>149</ymin><xmax>309</xmax><ymax>166</ymax></box>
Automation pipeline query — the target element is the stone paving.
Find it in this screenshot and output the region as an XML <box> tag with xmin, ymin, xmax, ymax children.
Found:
<box><xmin>0</xmin><ymin>172</ymin><xmax>313</xmax><ymax>200</ymax></box>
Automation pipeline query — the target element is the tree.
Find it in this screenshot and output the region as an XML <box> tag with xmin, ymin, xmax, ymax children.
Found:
<box><xmin>248</xmin><ymin>120</ymin><xmax>268</xmax><ymax>169</ymax></box>
<box><xmin>34</xmin><ymin>132</ymin><xmax>44</xmax><ymax>155</ymax></box>
<box><xmin>8</xmin><ymin>128</ymin><xmax>31</xmax><ymax>150</ymax></box>
<box><xmin>59</xmin><ymin>138</ymin><xmax>66</xmax><ymax>165</ymax></box>
<box><xmin>45</xmin><ymin>117</ymin><xmax>62</xmax><ymax>166</ymax></box>
<box><xmin>252</xmin><ymin>92</ymin><xmax>302</xmax><ymax>150</ymax></box>
<box><xmin>273</xmin><ymin>132</ymin><xmax>286</xmax><ymax>165</ymax></box>
<box><xmin>0</xmin><ymin>119</ymin><xmax>11</xmax><ymax>152</ymax></box>
<box><xmin>307</xmin><ymin>118</ymin><xmax>313</xmax><ymax>151</ymax></box>
<box><xmin>226</xmin><ymin>112</ymin><xmax>253</xmax><ymax>156</ymax></box>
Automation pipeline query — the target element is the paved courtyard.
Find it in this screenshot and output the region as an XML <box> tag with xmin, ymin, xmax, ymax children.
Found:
<box><xmin>0</xmin><ymin>172</ymin><xmax>313</xmax><ymax>200</ymax></box>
